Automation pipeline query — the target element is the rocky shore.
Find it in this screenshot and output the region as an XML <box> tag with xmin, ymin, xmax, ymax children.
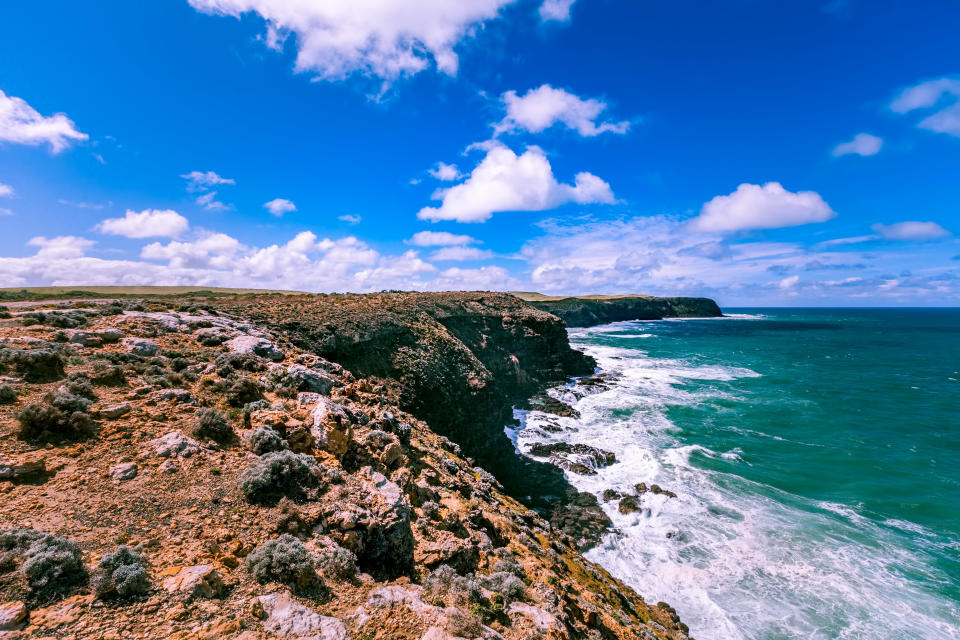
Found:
<box><xmin>514</xmin><ymin>295</ymin><xmax>722</xmax><ymax>327</ymax></box>
<box><xmin>0</xmin><ymin>291</ymin><xmax>699</xmax><ymax>640</ymax></box>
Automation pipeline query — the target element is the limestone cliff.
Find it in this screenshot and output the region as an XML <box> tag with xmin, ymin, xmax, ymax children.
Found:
<box><xmin>515</xmin><ymin>294</ymin><xmax>722</xmax><ymax>327</ymax></box>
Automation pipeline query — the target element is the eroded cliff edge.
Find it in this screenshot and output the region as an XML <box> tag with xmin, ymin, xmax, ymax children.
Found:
<box><xmin>515</xmin><ymin>294</ymin><xmax>722</xmax><ymax>327</ymax></box>
<box><xmin>0</xmin><ymin>291</ymin><xmax>695</xmax><ymax>640</ymax></box>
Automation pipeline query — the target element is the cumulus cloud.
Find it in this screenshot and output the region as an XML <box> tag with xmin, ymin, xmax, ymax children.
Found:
<box><xmin>871</xmin><ymin>221</ymin><xmax>950</xmax><ymax>241</ymax></box>
<box><xmin>539</xmin><ymin>0</ymin><xmax>576</xmax><ymax>22</ymax></box>
<box><xmin>428</xmin><ymin>162</ymin><xmax>460</xmax><ymax>181</ymax></box>
<box><xmin>96</xmin><ymin>209</ymin><xmax>190</xmax><ymax>239</ymax></box>
<box><xmin>406</xmin><ymin>231</ymin><xmax>477</xmax><ymax>246</ymax></box>
<box><xmin>264</xmin><ymin>198</ymin><xmax>297</xmax><ymax>216</ymax></box>
<box><xmin>339</xmin><ymin>214</ymin><xmax>361</xmax><ymax>225</ymax></box>
<box><xmin>196</xmin><ymin>191</ymin><xmax>231</xmax><ymax>211</ymax></box>
<box><xmin>890</xmin><ymin>77</ymin><xmax>960</xmax><ymax>137</ymax></box>
<box><xmin>494</xmin><ymin>85</ymin><xmax>630</xmax><ymax>137</ymax></box>
<box><xmin>0</xmin><ymin>183</ymin><xmax>12</xmax><ymax>197</ymax></box>
<box><xmin>691</xmin><ymin>182</ymin><xmax>836</xmax><ymax>233</ymax></box>
<box><xmin>779</xmin><ymin>275</ymin><xmax>799</xmax><ymax>289</ymax></box>
<box><xmin>141</xmin><ymin>233</ymin><xmax>242</xmax><ymax>269</ymax></box>
<box><xmin>417</xmin><ymin>143</ymin><xmax>616</xmax><ymax>223</ymax></box>
<box><xmin>0</xmin><ymin>90</ymin><xmax>88</xmax><ymax>153</ymax></box>
<box><xmin>27</xmin><ymin>236</ymin><xmax>95</xmax><ymax>259</ymax></box>
<box><xmin>181</xmin><ymin>170</ymin><xmax>235</xmax><ymax>192</ymax></box>
<box><xmin>429</xmin><ymin>246</ymin><xmax>494</xmax><ymax>261</ymax></box>
<box><xmin>833</xmin><ymin>133</ymin><xmax>883</xmax><ymax>157</ymax></box>
<box><xmin>187</xmin><ymin>0</ymin><xmax>517</xmax><ymax>83</ymax></box>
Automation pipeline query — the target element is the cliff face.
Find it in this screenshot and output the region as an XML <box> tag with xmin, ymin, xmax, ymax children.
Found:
<box><xmin>518</xmin><ymin>295</ymin><xmax>722</xmax><ymax>327</ymax></box>
<box><xmin>0</xmin><ymin>293</ymin><xmax>694</xmax><ymax>640</ymax></box>
<box><xmin>214</xmin><ymin>293</ymin><xmax>600</xmax><ymax>523</ymax></box>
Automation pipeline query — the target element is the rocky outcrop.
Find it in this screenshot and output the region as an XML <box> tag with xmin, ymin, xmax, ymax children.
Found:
<box><xmin>517</xmin><ymin>294</ymin><xmax>722</xmax><ymax>327</ymax></box>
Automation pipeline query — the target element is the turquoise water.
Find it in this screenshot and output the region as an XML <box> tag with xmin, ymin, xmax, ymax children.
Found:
<box><xmin>515</xmin><ymin>309</ymin><xmax>960</xmax><ymax>639</ymax></box>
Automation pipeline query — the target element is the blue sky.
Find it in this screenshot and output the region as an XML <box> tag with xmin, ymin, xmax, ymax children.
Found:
<box><xmin>0</xmin><ymin>0</ymin><xmax>958</xmax><ymax>305</ymax></box>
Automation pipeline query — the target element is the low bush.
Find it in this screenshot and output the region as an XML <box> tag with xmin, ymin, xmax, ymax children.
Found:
<box><xmin>491</xmin><ymin>548</ymin><xmax>525</xmax><ymax>578</ymax></box>
<box><xmin>238</xmin><ymin>450</ymin><xmax>317</xmax><ymax>503</ymax></box>
<box><xmin>89</xmin><ymin>360</ymin><xmax>126</xmax><ymax>386</ymax></box>
<box><xmin>316</xmin><ymin>543</ymin><xmax>358</xmax><ymax>581</ymax></box>
<box><xmin>91</xmin><ymin>545</ymin><xmax>150</xmax><ymax>599</ymax></box>
<box><xmin>19</xmin><ymin>311</ymin><xmax>88</xmax><ymax>329</ymax></box>
<box><xmin>190</xmin><ymin>407</ymin><xmax>234</xmax><ymax>443</ymax></box>
<box><xmin>227</xmin><ymin>377</ymin><xmax>263</xmax><ymax>407</ymax></box>
<box><xmin>0</xmin><ymin>383</ymin><xmax>16</xmax><ymax>404</ymax></box>
<box><xmin>215</xmin><ymin>352</ymin><xmax>267</xmax><ymax>378</ymax></box>
<box><xmin>423</xmin><ymin>565</ymin><xmax>482</xmax><ymax>607</ymax></box>
<box><xmin>245</xmin><ymin>534</ymin><xmax>317</xmax><ymax>590</ymax></box>
<box><xmin>247</xmin><ymin>426</ymin><xmax>287</xmax><ymax>455</ymax></box>
<box><xmin>0</xmin><ymin>346</ymin><xmax>65</xmax><ymax>382</ymax></box>
<box><xmin>62</xmin><ymin>373</ymin><xmax>97</xmax><ymax>400</ymax></box>
<box><xmin>0</xmin><ymin>528</ymin><xmax>44</xmax><ymax>572</ymax></box>
<box><xmin>481</xmin><ymin>571</ymin><xmax>525</xmax><ymax>603</ymax></box>
<box><xmin>17</xmin><ymin>391</ymin><xmax>95</xmax><ymax>442</ymax></box>
<box><xmin>20</xmin><ymin>533</ymin><xmax>88</xmax><ymax>599</ymax></box>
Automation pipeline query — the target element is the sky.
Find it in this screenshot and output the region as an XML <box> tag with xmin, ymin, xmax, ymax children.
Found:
<box><xmin>0</xmin><ymin>0</ymin><xmax>958</xmax><ymax>306</ymax></box>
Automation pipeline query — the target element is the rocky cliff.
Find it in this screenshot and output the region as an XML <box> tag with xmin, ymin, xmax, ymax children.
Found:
<box><xmin>0</xmin><ymin>292</ymin><xmax>695</xmax><ymax>640</ymax></box>
<box><xmin>515</xmin><ymin>295</ymin><xmax>722</xmax><ymax>327</ymax></box>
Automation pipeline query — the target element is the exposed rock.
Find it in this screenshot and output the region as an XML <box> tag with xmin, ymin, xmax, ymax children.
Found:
<box><xmin>285</xmin><ymin>364</ymin><xmax>335</xmax><ymax>395</ymax></box>
<box><xmin>109</xmin><ymin>461</ymin><xmax>138</xmax><ymax>481</ymax></box>
<box><xmin>152</xmin><ymin>388</ymin><xmax>196</xmax><ymax>404</ymax></box>
<box><xmin>527</xmin><ymin>394</ymin><xmax>579</xmax><ymax>418</ymax></box>
<box><xmin>149</xmin><ymin>431</ymin><xmax>200</xmax><ymax>458</ymax></box>
<box><xmin>522</xmin><ymin>294</ymin><xmax>723</xmax><ymax>327</ymax></box>
<box><xmin>28</xmin><ymin>595</ymin><xmax>92</xmax><ymax>629</ymax></box>
<box><xmin>158</xmin><ymin>460</ymin><xmax>179</xmax><ymax>474</ymax></box>
<box><xmin>0</xmin><ymin>601</ymin><xmax>27</xmax><ymax>631</ymax></box>
<box><xmin>618</xmin><ymin>496</ymin><xmax>642</xmax><ymax>514</ymax></box>
<box><xmin>507</xmin><ymin>602</ymin><xmax>560</xmax><ymax>631</ymax></box>
<box><xmin>225</xmin><ymin>335</ymin><xmax>284</xmax><ymax>361</ymax></box>
<box><xmin>527</xmin><ymin>442</ymin><xmax>616</xmax><ymax>475</ymax></box>
<box><xmin>121</xmin><ymin>337</ymin><xmax>158</xmax><ymax>356</ymax></box>
<box><xmin>161</xmin><ymin>565</ymin><xmax>225</xmax><ymax>599</ymax></box>
<box><xmin>98</xmin><ymin>328</ymin><xmax>124</xmax><ymax>344</ymax></box>
<box><xmin>98</xmin><ymin>401</ymin><xmax>132</xmax><ymax>419</ymax></box>
<box><xmin>62</xmin><ymin>330</ymin><xmax>101</xmax><ymax>347</ymax></box>
<box><xmin>0</xmin><ymin>455</ymin><xmax>46</xmax><ymax>482</ymax></box>
<box><xmin>257</xmin><ymin>592</ymin><xmax>347</xmax><ymax>639</ymax></box>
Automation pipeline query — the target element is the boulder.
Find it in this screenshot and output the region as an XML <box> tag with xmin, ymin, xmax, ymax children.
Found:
<box><xmin>225</xmin><ymin>335</ymin><xmax>284</xmax><ymax>361</ymax></box>
<box><xmin>99</xmin><ymin>402</ymin><xmax>132</xmax><ymax>419</ymax></box>
<box><xmin>161</xmin><ymin>565</ymin><xmax>225</xmax><ymax>599</ymax></box>
<box><xmin>618</xmin><ymin>495</ymin><xmax>642</xmax><ymax>514</ymax></box>
<box><xmin>152</xmin><ymin>388</ymin><xmax>196</xmax><ymax>404</ymax></box>
<box><xmin>122</xmin><ymin>337</ymin><xmax>158</xmax><ymax>356</ymax></box>
<box><xmin>285</xmin><ymin>364</ymin><xmax>335</xmax><ymax>395</ymax></box>
<box><xmin>256</xmin><ymin>593</ymin><xmax>347</xmax><ymax>639</ymax></box>
<box><xmin>0</xmin><ymin>455</ymin><xmax>46</xmax><ymax>482</ymax></box>
<box><xmin>109</xmin><ymin>462</ymin><xmax>138</xmax><ymax>482</ymax></box>
<box><xmin>62</xmin><ymin>330</ymin><xmax>102</xmax><ymax>347</ymax></box>
<box><xmin>97</xmin><ymin>328</ymin><xmax>124</xmax><ymax>344</ymax></box>
<box><xmin>0</xmin><ymin>601</ymin><xmax>27</xmax><ymax>630</ymax></box>
<box><xmin>149</xmin><ymin>431</ymin><xmax>200</xmax><ymax>458</ymax></box>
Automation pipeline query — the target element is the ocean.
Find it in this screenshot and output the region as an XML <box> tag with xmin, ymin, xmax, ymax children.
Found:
<box><xmin>513</xmin><ymin>308</ymin><xmax>960</xmax><ymax>640</ymax></box>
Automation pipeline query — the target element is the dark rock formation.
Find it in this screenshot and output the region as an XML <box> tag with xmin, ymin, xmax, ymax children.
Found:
<box><xmin>518</xmin><ymin>294</ymin><xmax>722</xmax><ymax>327</ymax></box>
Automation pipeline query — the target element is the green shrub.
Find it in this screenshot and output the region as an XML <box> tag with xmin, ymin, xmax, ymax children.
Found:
<box><xmin>316</xmin><ymin>543</ymin><xmax>358</xmax><ymax>581</ymax></box>
<box><xmin>247</xmin><ymin>426</ymin><xmax>286</xmax><ymax>455</ymax></box>
<box><xmin>17</xmin><ymin>391</ymin><xmax>95</xmax><ymax>442</ymax></box>
<box><xmin>20</xmin><ymin>533</ymin><xmax>88</xmax><ymax>599</ymax></box>
<box><xmin>0</xmin><ymin>383</ymin><xmax>16</xmax><ymax>404</ymax></box>
<box><xmin>245</xmin><ymin>534</ymin><xmax>317</xmax><ymax>590</ymax></box>
<box><xmin>423</xmin><ymin>565</ymin><xmax>482</xmax><ymax>607</ymax></box>
<box><xmin>239</xmin><ymin>450</ymin><xmax>317</xmax><ymax>503</ymax></box>
<box><xmin>481</xmin><ymin>571</ymin><xmax>525</xmax><ymax>603</ymax></box>
<box><xmin>91</xmin><ymin>545</ymin><xmax>150</xmax><ymax>599</ymax></box>
<box><xmin>89</xmin><ymin>360</ymin><xmax>126</xmax><ymax>386</ymax></box>
<box><xmin>215</xmin><ymin>353</ymin><xmax>267</xmax><ymax>378</ymax></box>
<box><xmin>190</xmin><ymin>407</ymin><xmax>234</xmax><ymax>443</ymax></box>
<box><xmin>0</xmin><ymin>528</ymin><xmax>44</xmax><ymax>571</ymax></box>
<box><xmin>0</xmin><ymin>347</ymin><xmax>65</xmax><ymax>382</ymax></box>
<box><xmin>227</xmin><ymin>377</ymin><xmax>263</xmax><ymax>407</ymax></box>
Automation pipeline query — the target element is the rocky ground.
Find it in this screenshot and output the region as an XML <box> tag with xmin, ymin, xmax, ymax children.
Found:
<box><xmin>0</xmin><ymin>293</ymin><xmax>693</xmax><ymax>639</ymax></box>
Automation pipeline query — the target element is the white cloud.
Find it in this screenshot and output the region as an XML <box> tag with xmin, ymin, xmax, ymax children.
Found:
<box><xmin>417</xmin><ymin>143</ymin><xmax>616</xmax><ymax>223</ymax></box>
<box><xmin>141</xmin><ymin>233</ymin><xmax>242</xmax><ymax>269</ymax></box>
<box><xmin>871</xmin><ymin>221</ymin><xmax>950</xmax><ymax>241</ymax></box>
<box><xmin>196</xmin><ymin>191</ymin><xmax>231</xmax><ymax>211</ymax></box>
<box><xmin>339</xmin><ymin>214</ymin><xmax>362</xmax><ymax>225</ymax></box>
<box><xmin>0</xmin><ymin>183</ymin><xmax>12</xmax><ymax>197</ymax></box>
<box><xmin>817</xmin><ymin>235</ymin><xmax>877</xmax><ymax>247</ymax></box>
<box><xmin>428</xmin><ymin>162</ymin><xmax>460</xmax><ymax>181</ymax></box>
<box><xmin>691</xmin><ymin>182</ymin><xmax>836</xmax><ymax>233</ymax></box>
<box><xmin>833</xmin><ymin>133</ymin><xmax>883</xmax><ymax>157</ymax></box>
<box><xmin>890</xmin><ymin>77</ymin><xmax>960</xmax><ymax>137</ymax></box>
<box><xmin>495</xmin><ymin>85</ymin><xmax>630</xmax><ymax>137</ymax></box>
<box><xmin>0</xmin><ymin>90</ymin><xmax>88</xmax><ymax>153</ymax></box>
<box><xmin>58</xmin><ymin>199</ymin><xmax>108</xmax><ymax>210</ymax></box>
<box><xmin>181</xmin><ymin>170</ymin><xmax>235</xmax><ymax>191</ymax></box>
<box><xmin>187</xmin><ymin>0</ymin><xmax>517</xmax><ymax>83</ymax></box>
<box><xmin>406</xmin><ymin>231</ymin><xmax>478</xmax><ymax>246</ymax></box>
<box><xmin>779</xmin><ymin>275</ymin><xmax>799</xmax><ymax>289</ymax></box>
<box><xmin>430</xmin><ymin>246</ymin><xmax>494</xmax><ymax>261</ymax></box>
<box><xmin>264</xmin><ymin>198</ymin><xmax>297</xmax><ymax>216</ymax></box>
<box><xmin>27</xmin><ymin>236</ymin><xmax>95</xmax><ymax>259</ymax></box>
<box><xmin>96</xmin><ymin>209</ymin><xmax>190</xmax><ymax>239</ymax></box>
<box><xmin>539</xmin><ymin>0</ymin><xmax>576</xmax><ymax>22</ymax></box>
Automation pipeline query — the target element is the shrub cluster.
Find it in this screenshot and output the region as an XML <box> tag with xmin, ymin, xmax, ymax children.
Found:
<box><xmin>18</xmin><ymin>532</ymin><xmax>88</xmax><ymax>599</ymax></box>
<box><xmin>227</xmin><ymin>377</ymin><xmax>263</xmax><ymax>407</ymax></box>
<box><xmin>423</xmin><ymin>565</ymin><xmax>482</xmax><ymax>607</ymax></box>
<box><xmin>88</xmin><ymin>360</ymin><xmax>126</xmax><ymax>386</ymax></box>
<box><xmin>245</xmin><ymin>534</ymin><xmax>317</xmax><ymax>590</ymax></box>
<box><xmin>17</xmin><ymin>390</ymin><xmax>96</xmax><ymax>442</ymax></box>
<box><xmin>215</xmin><ymin>353</ymin><xmax>267</xmax><ymax>378</ymax></box>
<box><xmin>239</xmin><ymin>450</ymin><xmax>317</xmax><ymax>503</ymax></box>
<box><xmin>315</xmin><ymin>542</ymin><xmax>358</xmax><ymax>581</ymax></box>
<box><xmin>481</xmin><ymin>571</ymin><xmax>525</xmax><ymax>603</ymax></box>
<box><xmin>0</xmin><ymin>346</ymin><xmax>65</xmax><ymax>382</ymax></box>
<box><xmin>19</xmin><ymin>311</ymin><xmax>89</xmax><ymax>328</ymax></box>
<box><xmin>247</xmin><ymin>426</ymin><xmax>287</xmax><ymax>455</ymax></box>
<box><xmin>190</xmin><ymin>407</ymin><xmax>234</xmax><ymax>443</ymax></box>
<box><xmin>0</xmin><ymin>383</ymin><xmax>16</xmax><ymax>404</ymax></box>
<box><xmin>62</xmin><ymin>373</ymin><xmax>97</xmax><ymax>400</ymax></box>
<box><xmin>91</xmin><ymin>545</ymin><xmax>150</xmax><ymax>599</ymax></box>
